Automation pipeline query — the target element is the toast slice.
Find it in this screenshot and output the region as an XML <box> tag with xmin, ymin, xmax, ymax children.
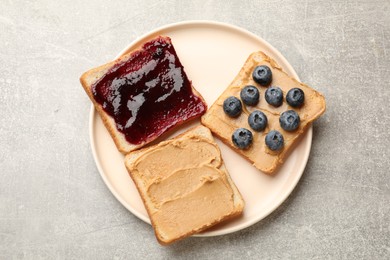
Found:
<box><xmin>125</xmin><ymin>125</ymin><xmax>244</xmax><ymax>245</ymax></box>
<box><xmin>80</xmin><ymin>36</ymin><xmax>207</xmax><ymax>154</ymax></box>
<box><xmin>201</xmin><ymin>51</ymin><xmax>326</xmax><ymax>174</ymax></box>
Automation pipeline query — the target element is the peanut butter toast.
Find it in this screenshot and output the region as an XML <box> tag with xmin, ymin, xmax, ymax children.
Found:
<box><xmin>125</xmin><ymin>125</ymin><xmax>244</xmax><ymax>245</ymax></box>
<box><xmin>201</xmin><ymin>51</ymin><xmax>326</xmax><ymax>174</ymax></box>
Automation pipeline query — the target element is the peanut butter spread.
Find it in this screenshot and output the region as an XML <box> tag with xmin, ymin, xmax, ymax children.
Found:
<box><xmin>201</xmin><ymin>52</ymin><xmax>326</xmax><ymax>174</ymax></box>
<box><xmin>128</xmin><ymin>134</ymin><xmax>235</xmax><ymax>239</ymax></box>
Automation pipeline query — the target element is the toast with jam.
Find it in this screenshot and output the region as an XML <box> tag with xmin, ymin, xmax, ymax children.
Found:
<box><xmin>80</xmin><ymin>36</ymin><xmax>207</xmax><ymax>153</ymax></box>
<box><xmin>201</xmin><ymin>51</ymin><xmax>326</xmax><ymax>174</ymax></box>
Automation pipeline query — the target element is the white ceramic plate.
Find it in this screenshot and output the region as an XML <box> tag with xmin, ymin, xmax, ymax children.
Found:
<box><xmin>89</xmin><ymin>21</ymin><xmax>312</xmax><ymax>236</ymax></box>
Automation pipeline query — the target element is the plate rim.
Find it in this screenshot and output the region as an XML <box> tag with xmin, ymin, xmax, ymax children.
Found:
<box><xmin>88</xmin><ymin>20</ymin><xmax>313</xmax><ymax>237</ymax></box>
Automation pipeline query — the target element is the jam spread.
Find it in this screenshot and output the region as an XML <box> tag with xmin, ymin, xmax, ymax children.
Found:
<box><xmin>91</xmin><ymin>36</ymin><xmax>207</xmax><ymax>145</ymax></box>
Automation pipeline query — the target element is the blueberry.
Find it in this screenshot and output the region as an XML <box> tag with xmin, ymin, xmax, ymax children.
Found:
<box><xmin>248</xmin><ymin>110</ymin><xmax>267</xmax><ymax>131</ymax></box>
<box><xmin>232</xmin><ymin>128</ymin><xmax>253</xmax><ymax>149</ymax></box>
<box><xmin>240</xmin><ymin>85</ymin><xmax>259</xmax><ymax>106</ymax></box>
<box><xmin>223</xmin><ymin>96</ymin><xmax>242</xmax><ymax>117</ymax></box>
<box><xmin>279</xmin><ymin>110</ymin><xmax>300</xmax><ymax>131</ymax></box>
<box><xmin>286</xmin><ymin>88</ymin><xmax>305</xmax><ymax>107</ymax></box>
<box><xmin>252</xmin><ymin>65</ymin><xmax>272</xmax><ymax>86</ymax></box>
<box><xmin>265</xmin><ymin>130</ymin><xmax>284</xmax><ymax>151</ymax></box>
<box><xmin>265</xmin><ymin>86</ymin><xmax>283</xmax><ymax>107</ymax></box>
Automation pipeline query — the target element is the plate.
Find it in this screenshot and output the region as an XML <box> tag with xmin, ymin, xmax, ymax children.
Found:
<box><xmin>89</xmin><ymin>21</ymin><xmax>312</xmax><ymax>236</ymax></box>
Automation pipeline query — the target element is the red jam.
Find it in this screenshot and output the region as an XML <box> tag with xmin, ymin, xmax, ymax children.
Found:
<box><xmin>91</xmin><ymin>36</ymin><xmax>207</xmax><ymax>145</ymax></box>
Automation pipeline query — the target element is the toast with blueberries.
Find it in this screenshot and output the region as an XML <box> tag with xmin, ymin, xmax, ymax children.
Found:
<box><xmin>201</xmin><ymin>51</ymin><xmax>326</xmax><ymax>174</ymax></box>
<box><xmin>80</xmin><ymin>36</ymin><xmax>207</xmax><ymax>154</ymax></box>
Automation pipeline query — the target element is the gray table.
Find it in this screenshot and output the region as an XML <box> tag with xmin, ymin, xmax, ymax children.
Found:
<box><xmin>1</xmin><ymin>0</ymin><xmax>389</xmax><ymax>259</ymax></box>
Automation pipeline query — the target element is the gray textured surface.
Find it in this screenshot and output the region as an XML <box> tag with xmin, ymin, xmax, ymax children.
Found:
<box><xmin>1</xmin><ymin>0</ymin><xmax>389</xmax><ymax>259</ymax></box>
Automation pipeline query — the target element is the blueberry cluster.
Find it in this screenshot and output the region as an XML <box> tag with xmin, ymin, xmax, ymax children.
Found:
<box><xmin>222</xmin><ymin>65</ymin><xmax>305</xmax><ymax>151</ymax></box>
